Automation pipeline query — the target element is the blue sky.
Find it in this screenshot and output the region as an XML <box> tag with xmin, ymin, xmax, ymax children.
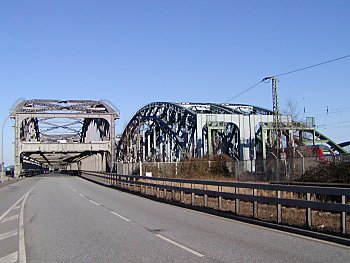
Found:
<box><xmin>1</xmin><ymin>1</ymin><xmax>349</xmax><ymax>164</ymax></box>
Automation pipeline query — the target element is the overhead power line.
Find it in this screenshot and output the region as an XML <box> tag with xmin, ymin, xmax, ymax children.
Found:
<box><xmin>223</xmin><ymin>81</ymin><xmax>262</xmax><ymax>103</ymax></box>
<box><xmin>224</xmin><ymin>54</ymin><xmax>350</xmax><ymax>103</ymax></box>
<box><xmin>274</xmin><ymin>54</ymin><xmax>350</xmax><ymax>78</ymax></box>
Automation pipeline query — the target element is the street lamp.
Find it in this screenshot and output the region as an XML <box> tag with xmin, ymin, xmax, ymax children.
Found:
<box><xmin>1</xmin><ymin>115</ymin><xmax>10</xmax><ymax>183</ymax></box>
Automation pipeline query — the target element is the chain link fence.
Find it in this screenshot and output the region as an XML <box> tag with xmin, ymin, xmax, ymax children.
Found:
<box><xmin>115</xmin><ymin>155</ymin><xmax>341</xmax><ymax>182</ymax></box>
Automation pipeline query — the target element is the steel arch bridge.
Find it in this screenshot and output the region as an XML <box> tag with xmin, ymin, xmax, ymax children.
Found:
<box><xmin>116</xmin><ymin>102</ymin><xmax>347</xmax><ymax>165</ymax></box>
<box><xmin>117</xmin><ymin>102</ymin><xmax>279</xmax><ymax>163</ymax></box>
<box><xmin>11</xmin><ymin>99</ymin><xmax>119</xmax><ymax>176</ymax></box>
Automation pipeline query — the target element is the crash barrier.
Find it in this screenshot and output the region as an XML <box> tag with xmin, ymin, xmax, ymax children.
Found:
<box><xmin>76</xmin><ymin>170</ymin><xmax>350</xmax><ymax>237</ymax></box>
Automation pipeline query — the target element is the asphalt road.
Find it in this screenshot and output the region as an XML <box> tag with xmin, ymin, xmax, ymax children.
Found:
<box><xmin>1</xmin><ymin>174</ymin><xmax>349</xmax><ymax>263</ymax></box>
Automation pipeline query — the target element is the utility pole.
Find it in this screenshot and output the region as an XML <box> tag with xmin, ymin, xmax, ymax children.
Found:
<box><xmin>263</xmin><ymin>76</ymin><xmax>281</xmax><ymax>152</ymax></box>
<box><xmin>272</xmin><ymin>77</ymin><xmax>281</xmax><ymax>150</ymax></box>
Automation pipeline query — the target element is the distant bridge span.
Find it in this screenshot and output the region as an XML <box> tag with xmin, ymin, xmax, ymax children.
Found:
<box><xmin>116</xmin><ymin>102</ymin><xmax>347</xmax><ymax>168</ymax></box>
<box><xmin>11</xmin><ymin>99</ymin><xmax>119</xmax><ymax>176</ymax></box>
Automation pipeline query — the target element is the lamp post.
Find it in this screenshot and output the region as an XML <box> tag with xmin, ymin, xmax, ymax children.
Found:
<box><xmin>1</xmin><ymin>115</ymin><xmax>10</xmax><ymax>183</ymax></box>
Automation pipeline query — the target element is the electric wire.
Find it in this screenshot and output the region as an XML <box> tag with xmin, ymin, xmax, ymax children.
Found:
<box><xmin>223</xmin><ymin>81</ymin><xmax>262</xmax><ymax>103</ymax></box>
<box><xmin>224</xmin><ymin>54</ymin><xmax>350</xmax><ymax>103</ymax></box>
<box><xmin>274</xmin><ymin>54</ymin><xmax>350</xmax><ymax>78</ymax></box>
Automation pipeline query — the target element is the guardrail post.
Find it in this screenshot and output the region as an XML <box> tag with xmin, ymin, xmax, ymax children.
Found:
<box><xmin>277</xmin><ymin>190</ymin><xmax>282</xmax><ymax>224</ymax></box>
<box><xmin>163</xmin><ymin>180</ymin><xmax>166</xmax><ymax>199</ymax></box>
<box><xmin>180</xmin><ymin>182</ymin><xmax>184</xmax><ymax>203</ymax></box>
<box><xmin>191</xmin><ymin>183</ymin><xmax>195</xmax><ymax>205</ymax></box>
<box><xmin>253</xmin><ymin>188</ymin><xmax>258</xmax><ymax>218</ymax></box>
<box><xmin>204</xmin><ymin>184</ymin><xmax>208</xmax><ymax>207</ymax></box>
<box><xmin>171</xmin><ymin>181</ymin><xmax>175</xmax><ymax>201</ymax></box>
<box><xmin>235</xmin><ymin>187</ymin><xmax>240</xmax><ymax>215</ymax></box>
<box><xmin>218</xmin><ymin>186</ymin><xmax>222</xmax><ymax>211</ymax></box>
<box><xmin>306</xmin><ymin>192</ymin><xmax>312</xmax><ymax>228</ymax></box>
<box><xmin>341</xmin><ymin>195</ymin><xmax>346</xmax><ymax>235</ymax></box>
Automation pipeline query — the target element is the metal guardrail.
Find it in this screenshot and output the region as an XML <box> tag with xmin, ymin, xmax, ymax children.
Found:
<box><xmin>77</xmin><ymin>170</ymin><xmax>350</xmax><ymax>237</ymax></box>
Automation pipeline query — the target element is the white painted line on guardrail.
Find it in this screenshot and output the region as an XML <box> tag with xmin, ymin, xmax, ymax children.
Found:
<box><xmin>89</xmin><ymin>200</ymin><xmax>100</xmax><ymax>206</ymax></box>
<box><xmin>155</xmin><ymin>234</ymin><xmax>204</xmax><ymax>257</ymax></box>
<box><xmin>0</xmin><ymin>251</ymin><xmax>18</xmax><ymax>263</ymax></box>
<box><xmin>110</xmin><ymin>211</ymin><xmax>131</xmax><ymax>222</ymax></box>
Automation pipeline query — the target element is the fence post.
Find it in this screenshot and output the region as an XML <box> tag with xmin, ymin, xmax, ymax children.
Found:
<box><xmin>306</xmin><ymin>192</ymin><xmax>312</xmax><ymax>228</ymax></box>
<box><xmin>341</xmin><ymin>195</ymin><xmax>346</xmax><ymax>235</ymax></box>
<box><xmin>277</xmin><ymin>190</ymin><xmax>282</xmax><ymax>223</ymax></box>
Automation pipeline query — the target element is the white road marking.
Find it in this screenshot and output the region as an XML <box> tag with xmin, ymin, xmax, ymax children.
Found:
<box><xmin>110</xmin><ymin>211</ymin><xmax>131</xmax><ymax>222</ymax></box>
<box><xmin>12</xmin><ymin>206</ymin><xmax>21</xmax><ymax>210</ymax></box>
<box><xmin>89</xmin><ymin>200</ymin><xmax>100</xmax><ymax>206</ymax></box>
<box><xmin>0</xmin><ymin>251</ymin><xmax>18</xmax><ymax>263</ymax></box>
<box><xmin>19</xmin><ymin>182</ymin><xmax>39</xmax><ymax>263</ymax></box>
<box><xmin>0</xmin><ymin>230</ymin><xmax>18</xmax><ymax>241</ymax></box>
<box><xmin>72</xmin><ymin>189</ymin><xmax>77</xmax><ymax>192</ymax></box>
<box><xmin>0</xmin><ymin>215</ymin><xmax>19</xmax><ymax>223</ymax></box>
<box><xmin>155</xmin><ymin>234</ymin><xmax>204</xmax><ymax>257</ymax></box>
<box><xmin>79</xmin><ymin>193</ymin><xmax>85</xmax><ymax>197</ymax></box>
<box><xmin>0</xmin><ymin>197</ymin><xmax>24</xmax><ymax>223</ymax></box>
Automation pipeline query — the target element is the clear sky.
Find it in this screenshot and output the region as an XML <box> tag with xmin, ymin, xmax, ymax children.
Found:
<box><xmin>1</xmin><ymin>1</ymin><xmax>349</xmax><ymax>165</ymax></box>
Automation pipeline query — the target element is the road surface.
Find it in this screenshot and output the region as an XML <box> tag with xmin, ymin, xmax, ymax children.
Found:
<box><xmin>0</xmin><ymin>174</ymin><xmax>349</xmax><ymax>262</ymax></box>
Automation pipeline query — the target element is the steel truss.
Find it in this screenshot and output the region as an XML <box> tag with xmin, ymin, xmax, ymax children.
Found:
<box><xmin>11</xmin><ymin>99</ymin><xmax>119</xmax><ymax>176</ymax></box>
<box><xmin>117</xmin><ymin>102</ymin><xmax>347</xmax><ymax>165</ymax></box>
<box><xmin>117</xmin><ymin>102</ymin><xmax>274</xmax><ymax>163</ymax></box>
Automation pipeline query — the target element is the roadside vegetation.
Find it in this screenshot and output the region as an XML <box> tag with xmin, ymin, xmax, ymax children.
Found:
<box><xmin>295</xmin><ymin>158</ymin><xmax>350</xmax><ymax>184</ymax></box>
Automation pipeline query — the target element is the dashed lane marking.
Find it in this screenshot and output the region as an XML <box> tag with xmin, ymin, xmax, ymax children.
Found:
<box><xmin>0</xmin><ymin>251</ymin><xmax>18</xmax><ymax>263</ymax></box>
<box><xmin>79</xmin><ymin>193</ymin><xmax>85</xmax><ymax>197</ymax></box>
<box><xmin>110</xmin><ymin>211</ymin><xmax>131</xmax><ymax>222</ymax></box>
<box><xmin>12</xmin><ymin>206</ymin><xmax>20</xmax><ymax>210</ymax></box>
<box><xmin>156</xmin><ymin>234</ymin><xmax>204</xmax><ymax>258</ymax></box>
<box><xmin>0</xmin><ymin>215</ymin><xmax>19</xmax><ymax>224</ymax></box>
<box><xmin>0</xmin><ymin>230</ymin><xmax>18</xmax><ymax>241</ymax></box>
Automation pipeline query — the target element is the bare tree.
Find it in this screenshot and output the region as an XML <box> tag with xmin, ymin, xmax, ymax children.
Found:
<box><xmin>282</xmin><ymin>98</ymin><xmax>302</xmax><ymax>122</ymax></box>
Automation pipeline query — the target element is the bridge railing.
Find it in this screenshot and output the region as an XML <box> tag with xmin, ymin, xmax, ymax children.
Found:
<box><xmin>77</xmin><ymin>170</ymin><xmax>350</xmax><ymax>238</ymax></box>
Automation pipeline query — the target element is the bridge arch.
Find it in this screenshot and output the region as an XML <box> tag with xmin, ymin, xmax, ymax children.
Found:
<box><xmin>116</xmin><ymin>102</ymin><xmax>277</xmax><ymax>164</ymax></box>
